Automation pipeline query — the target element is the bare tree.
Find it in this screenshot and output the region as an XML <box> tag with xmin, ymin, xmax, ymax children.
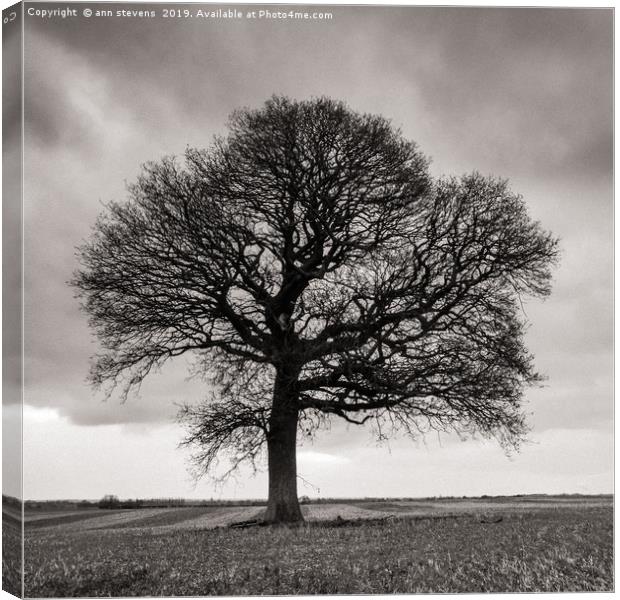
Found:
<box><xmin>72</xmin><ymin>96</ymin><xmax>559</xmax><ymax>523</ymax></box>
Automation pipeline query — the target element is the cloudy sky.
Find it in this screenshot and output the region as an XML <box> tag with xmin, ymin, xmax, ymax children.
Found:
<box><xmin>7</xmin><ymin>4</ymin><xmax>613</xmax><ymax>500</ymax></box>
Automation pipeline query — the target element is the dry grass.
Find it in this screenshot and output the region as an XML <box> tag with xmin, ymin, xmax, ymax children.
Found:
<box><xmin>2</xmin><ymin>514</ymin><xmax>22</xmax><ymax>597</ymax></box>
<box><xmin>22</xmin><ymin>497</ymin><xmax>613</xmax><ymax>596</ymax></box>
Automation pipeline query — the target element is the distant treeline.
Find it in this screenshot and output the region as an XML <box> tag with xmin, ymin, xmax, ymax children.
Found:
<box><xmin>24</xmin><ymin>496</ymin><xmax>272</xmax><ymax>511</ymax></box>
<box><xmin>17</xmin><ymin>492</ymin><xmax>612</xmax><ymax>512</ymax></box>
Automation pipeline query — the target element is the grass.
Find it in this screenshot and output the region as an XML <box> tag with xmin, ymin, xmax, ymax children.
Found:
<box><xmin>21</xmin><ymin>497</ymin><xmax>613</xmax><ymax>596</ymax></box>
<box><xmin>2</xmin><ymin>515</ymin><xmax>22</xmax><ymax>597</ymax></box>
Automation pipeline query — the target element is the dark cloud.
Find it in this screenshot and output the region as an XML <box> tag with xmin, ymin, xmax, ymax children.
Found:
<box><xmin>27</xmin><ymin>7</ymin><xmax>612</xmax><ymax>178</ymax></box>
<box><xmin>2</xmin><ymin>20</ymin><xmax>22</xmax><ymax>146</ymax></box>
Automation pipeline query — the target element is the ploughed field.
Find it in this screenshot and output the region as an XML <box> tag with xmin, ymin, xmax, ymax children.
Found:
<box><xmin>22</xmin><ymin>495</ymin><xmax>612</xmax><ymax>596</ymax></box>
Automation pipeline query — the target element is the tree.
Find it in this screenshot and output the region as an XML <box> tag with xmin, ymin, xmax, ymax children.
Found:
<box><xmin>72</xmin><ymin>96</ymin><xmax>559</xmax><ymax>523</ymax></box>
<box><xmin>98</xmin><ymin>494</ymin><xmax>120</xmax><ymax>509</ymax></box>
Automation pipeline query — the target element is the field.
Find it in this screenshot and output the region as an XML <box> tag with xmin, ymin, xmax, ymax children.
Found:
<box><xmin>2</xmin><ymin>502</ymin><xmax>22</xmax><ymax>597</ymax></box>
<box><xmin>20</xmin><ymin>495</ymin><xmax>613</xmax><ymax>596</ymax></box>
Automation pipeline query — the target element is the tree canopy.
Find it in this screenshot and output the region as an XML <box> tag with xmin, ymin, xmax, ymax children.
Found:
<box><xmin>73</xmin><ymin>96</ymin><xmax>559</xmax><ymax>522</ymax></box>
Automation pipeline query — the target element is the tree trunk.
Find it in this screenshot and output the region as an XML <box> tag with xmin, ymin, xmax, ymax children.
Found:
<box><xmin>263</xmin><ymin>370</ymin><xmax>303</xmax><ymax>524</ymax></box>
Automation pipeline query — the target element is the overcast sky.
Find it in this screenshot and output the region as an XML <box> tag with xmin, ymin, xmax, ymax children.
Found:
<box><xmin>9</xmin><ymin>4</ymin><xmax>612</xmax><ymax>500</ymax></box>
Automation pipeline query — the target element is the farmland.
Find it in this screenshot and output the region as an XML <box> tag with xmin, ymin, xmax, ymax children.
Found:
<box><xmin>20</xmin><ymin>495</ymin><xmax>612</xmax><ymax>596</ymax></box>
<box><xmin>2</xmin><ymin>500</ymin><xmax>21</xmax><ymax>597</ymax></box>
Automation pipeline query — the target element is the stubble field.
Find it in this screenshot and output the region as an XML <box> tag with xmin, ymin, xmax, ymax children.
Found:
<box><xmin>19</xmin><ymin>495</ymin><xmax>613</xmax><ymax>596</ymax></box>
